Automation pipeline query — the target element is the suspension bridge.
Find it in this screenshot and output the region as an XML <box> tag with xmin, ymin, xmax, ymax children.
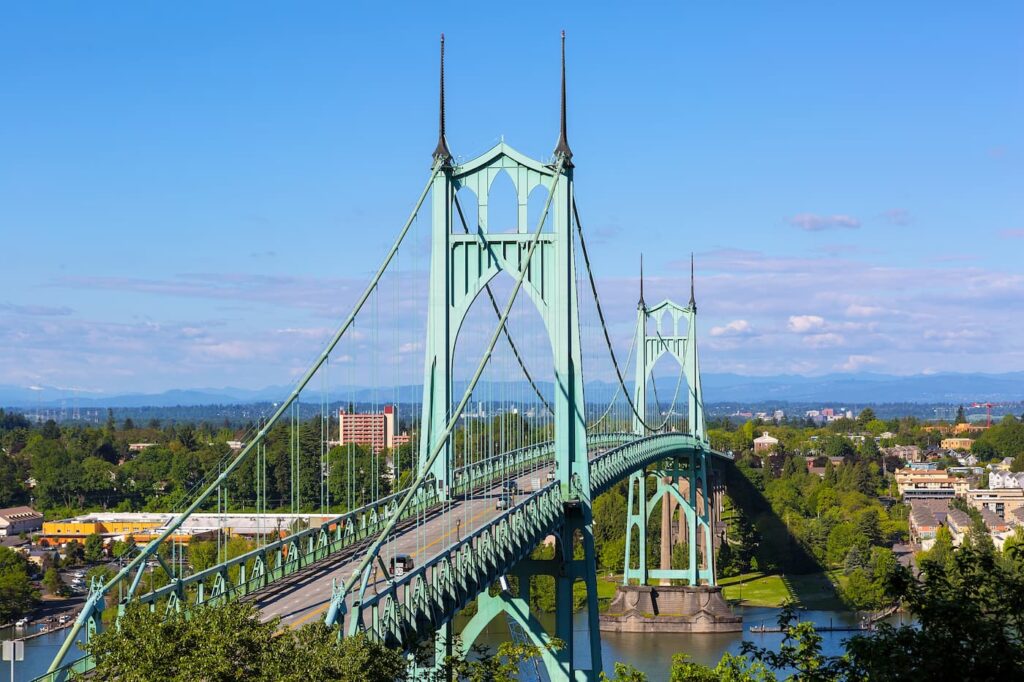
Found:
<box><xmin>41</xmin><ymin>33</ymin><xmax>734</xmax><ymax>682</ymax></box>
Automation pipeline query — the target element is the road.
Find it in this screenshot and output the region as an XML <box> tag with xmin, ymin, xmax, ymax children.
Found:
<box><xmin>251</xmin><ymin>460</ymin><xmax>559</xmax><ymax>629</ymax></box>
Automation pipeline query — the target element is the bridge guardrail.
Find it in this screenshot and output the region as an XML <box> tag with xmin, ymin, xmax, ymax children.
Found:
<box><xmin>346</xmin><ymin>483</ymin><xmax>564</xmax><ymax>647</ymax></box>
<box><xmin>33</xmin><ymin>432</ymin><xmax>635</xmax><ymax>681</ymax></box>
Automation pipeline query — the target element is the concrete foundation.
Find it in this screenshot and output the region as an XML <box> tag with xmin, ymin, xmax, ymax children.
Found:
<box><xmin>599</xmin><ymin>584</ymin><xmax>742</xmax><ymax>633</ymax></box>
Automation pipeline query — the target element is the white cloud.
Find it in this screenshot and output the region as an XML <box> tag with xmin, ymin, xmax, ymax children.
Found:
<box><xmin>788</xmin><ymin>315</ymin><xmax>825</xmax><ymax>333</ymax></box>
<box><xmin>838</xmin><ymin>355</ymin><xmax>881</xmax><ymax>371</ymax></box>
<box><xmin>710</xmin><ymin>319</ymin><xmax>753</xmax><ymax>337</ymax></box>
<box><xmin>788</xmin><ymin>213</ymin><xmax>861</xmax><ymax>231</ymax></box>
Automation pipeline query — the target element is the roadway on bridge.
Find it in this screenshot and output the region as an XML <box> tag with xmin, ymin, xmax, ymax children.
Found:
<box><xmin>252</xmin><ymin>457</ymin><xmax>571</xmax><ymax>629</ymax></box>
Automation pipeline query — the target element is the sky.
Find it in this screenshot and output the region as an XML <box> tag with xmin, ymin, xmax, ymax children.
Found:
<box><xmin>1</xmin><ymin>2</ymin><xmax>1022</xmax><ymax>395</ymax></box>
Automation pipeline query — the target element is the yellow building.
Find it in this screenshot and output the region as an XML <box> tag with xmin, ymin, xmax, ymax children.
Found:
<box><xmin>41</xmin><ymin>515</ymin><xmax>164</xmax><ymax>544</ymax></box>
<box><xmin>941</xmin><ymin>437</ymin><xmax>974</xmax><ymax>450</ymax></box>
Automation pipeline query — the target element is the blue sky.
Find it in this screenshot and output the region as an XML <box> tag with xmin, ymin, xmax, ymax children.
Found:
<box><xmin>1</xmin><ymin>2</ymin><xmax>1022</xmax><ymax>394</ymax></box>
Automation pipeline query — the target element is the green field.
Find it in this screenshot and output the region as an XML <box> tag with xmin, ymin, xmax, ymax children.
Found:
<box><xmin>719</xmin><ymin>571</ymin><xmax>844</xmax><ymax>610</ymax></box>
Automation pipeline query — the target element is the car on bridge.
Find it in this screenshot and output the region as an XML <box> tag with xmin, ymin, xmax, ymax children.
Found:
<box><xmin>495</xmin><ymin>493</ymin><xmax>514</xmax><ymax>511</ymax></box>
<box><xmin>546</xmin><ymin>469</ymin><xmax>556</xmax><ymax>482</ymax></box>
<box><xmin>390</xmin><ymin>553</ymin><xmax>414</xmax><ymax>578</ymax></box>
<box><xmin>501</xmin><ymin>480</ymin><xmax>519</xmax><ymax>494</ymax></box>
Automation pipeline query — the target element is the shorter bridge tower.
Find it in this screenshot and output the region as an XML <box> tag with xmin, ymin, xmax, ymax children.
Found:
<box><xmin>601</xmin><ymin>259</ymin><xmax>740</xmax><ymax>634</ymax></box>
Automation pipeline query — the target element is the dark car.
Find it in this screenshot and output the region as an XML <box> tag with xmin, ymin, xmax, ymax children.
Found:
<box><xmin>501</xmin><ymin>480</ymin><xmax>519</xmax><ymax>493</ymax></box>
<box><xmin>390</xmin><ymin>553</ymin><xmax>414</xmax><ymax>577</ymax></box>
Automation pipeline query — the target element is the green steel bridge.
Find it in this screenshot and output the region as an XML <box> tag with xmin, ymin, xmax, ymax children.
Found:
<box><xmin>41</xmin><ymin>33</ymin><xmax>733</xmax><ymax>682</ymax></box>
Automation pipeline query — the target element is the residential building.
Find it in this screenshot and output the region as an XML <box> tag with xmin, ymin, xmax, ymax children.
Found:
<box><xmin>965</xmin><ymin>488</ymin><xmax>1024</xmax><ymax>521</ymax></box>
<box><xmin>940</xmin><ymin>437</ymin><xmax>974</xmax><ymax>451</ymax></box>
<box><xmin>0</xmin><ymin>506</ymin><xmax>43</xmax><ymax>536</ymax></box>
<box><xmin>990</xmin><ymin>471</ymin><xmax>1024</xmax><ymax>490</ymax></box>
<box><xmin>909</xmin><ymin>500</ymin><xmax>946</xmax><ymax>550</ymax></box>
<box><xmin>895</xmin><ymin>468</ymin><xmax>966</xmax><ymax>500</ymax></box>
<box><xmin>753</xmin><ymin>431</ymin><xmax>779</xmax><ymax>454</ymax></box>
<box><xmin>882</xmin><ymin>444</ymin><xmax>921</xmax><ymax>462</ymax></box>
<box><xmin>128</xmin><ymin>443</ymin><xmax>156</xmax><ymax>452</ymax></box>
<box><xmin>337</xmin><ymin>405</ymin><xmax>402</xmax><ymax>454</ymax></box>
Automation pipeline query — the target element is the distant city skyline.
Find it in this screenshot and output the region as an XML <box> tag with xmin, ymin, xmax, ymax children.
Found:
<box><xmin>1</xmin><ymin>3</ymin><xmax>1022</xmax><ymax>393</ymax></box>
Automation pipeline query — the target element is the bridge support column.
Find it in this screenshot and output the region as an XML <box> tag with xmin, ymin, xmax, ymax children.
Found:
<box><xmin>623</xmin><ymin>469</ymin><xmax>648</xmax><ymax>584</ymax></box>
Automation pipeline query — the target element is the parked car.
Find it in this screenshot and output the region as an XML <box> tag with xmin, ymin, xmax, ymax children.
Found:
<box><xmin>390</xmin><ymin>554</ymin><xmax>414</xmax><ymax>578</ymax></box>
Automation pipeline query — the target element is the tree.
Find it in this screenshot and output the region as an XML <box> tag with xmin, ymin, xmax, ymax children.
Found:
<box><xmin>955</xmin><ymin>405</ymin><xmax>967</xmax><ymax>424</ymax></box>
<box><xmin>602</xmin><ymin>662</ymin><xmax>648</xmax><ymax>681</ymax></box>
<box><xmin>0</xmin><ymin>546</ymin><xmax>40</xmax><ymax>622</ymax></box>
<box><xmin>857</xmin><ymin>408</ymin><xmax>877</xmax><ymax>427</ymax></box>
<box><xmin>844</xmin><ymin>544</ymin><xmax>1024</xmax><ymax>679</ymax></box>
<box><xmin>43</xmin><ymin>566</ymin><xmax>69</xmax><ymax>596</ymax></box>
<box><xmin>85</xmin><ymin>533</ymin><xmax>106</xmax><ymax>562</ymax></box>
<box><xmin>86</xmin><ymin>601</ymin><xmax>409</xmax><ymax>682</ymax></box>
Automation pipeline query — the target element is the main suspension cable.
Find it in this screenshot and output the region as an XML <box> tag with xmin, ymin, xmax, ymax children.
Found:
<box><xmin>572</xmin><ymin>198</ymin><xmax>683</xmax><ymax>433</ymax></box>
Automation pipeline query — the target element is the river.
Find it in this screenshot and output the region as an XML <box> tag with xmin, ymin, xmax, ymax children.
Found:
<box><xmin>5</xmin><ymin>606</ymin><xmax>905</xmax><ymax>681</ymax></box>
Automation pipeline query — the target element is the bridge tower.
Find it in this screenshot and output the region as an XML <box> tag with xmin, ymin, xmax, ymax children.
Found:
<box><xmin>418</xmin><ymin>34</ymin><xmax>603</xmax><ymax>680</ymax></box>
<box><xmin>623</xmin><ymin>257</ymin><xmax>715</xmax><ymax>586</ymax></box>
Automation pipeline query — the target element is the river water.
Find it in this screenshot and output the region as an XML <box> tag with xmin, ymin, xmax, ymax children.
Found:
<box><xmin>471</xmin><ymin>606</ymin><xmax>907</xmax><ymax>681</ymax></box>
<box><xmin>5</xmin><ymin>606</ymin><xmax>903</xmax><ymax>681</ymax></box>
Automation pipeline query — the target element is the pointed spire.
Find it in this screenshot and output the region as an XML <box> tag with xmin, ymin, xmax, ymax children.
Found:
<box><xmin>432</xmin><ymin>33</ymin><xmax>451</xmax><ymax>164</ymax></box>
<box><xmin>689</xmin><ymin>253</ymin><xmax>697</xmax><ymax>310</ymax></box>
<box><xmin>638</xmin><ymin>254</ymin><xmax>646</xmax><ymax>309</ymax></box>
<box><xmin>553</xmin><ymin>30</ymin><xmax>573</xmax><ymax>165</ymax></box>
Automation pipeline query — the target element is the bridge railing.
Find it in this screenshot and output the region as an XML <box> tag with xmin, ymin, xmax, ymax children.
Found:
<box><xmin>32</xmin><ymin>433</ymin><xmax>638</xmax><ymax>682</ymax></box>
<box><xmin>345</xmin><ymin>483</ymin><xmax>564</xmax><ymax>648</ymax></box>
<box><xmin>345</xmin><ymin>433</ymin><xmax>725</xmax><ymax>648</ymax></box>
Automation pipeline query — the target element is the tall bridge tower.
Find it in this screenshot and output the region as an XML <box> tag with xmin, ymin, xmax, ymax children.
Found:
<box><xmin>417</xmin><ymin>33</ymin><xmax>603</xmax><ymax>680</ymax></box>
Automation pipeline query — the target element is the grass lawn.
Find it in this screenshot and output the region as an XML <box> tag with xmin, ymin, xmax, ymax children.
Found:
<box><xmin>719</xmin><ymin>572</ymin><xmax>791</xmax><ymax>606</ymax></box>
<box><xmin>719</xmin><ymin>571</ymin><xmax>844</xmax><ymax>610</ymax></box>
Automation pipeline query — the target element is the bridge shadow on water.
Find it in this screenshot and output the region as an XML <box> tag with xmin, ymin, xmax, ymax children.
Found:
<box><xmin>723</xmin><ymin>462</ymin><xmax>845</xmax><ymax>611</ymax></box>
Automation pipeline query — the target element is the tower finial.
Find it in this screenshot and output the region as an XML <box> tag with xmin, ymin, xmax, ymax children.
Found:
<box><xmin>689</xmin><ymin>252</ymin><xmax>696</xmax><ymax>310</ymax></box>
<box><xmin>432</xmin><ymin>33</ymin><xmax>451</xmax><ymax>163</ymax></box>
<box><xmin>553</xmin><ymin>30</ymin><xmax>573</xmax><ymax>165</ymax></box>
<box><xmin>638</xmin><ymin>253</ymin><xmax>646</xmax><ymax>309</ymax></box>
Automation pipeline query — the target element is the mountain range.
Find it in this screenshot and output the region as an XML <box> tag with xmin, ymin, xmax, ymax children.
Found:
<box><xmin>3</xmin><ymin>371</ymin><xmax>1023</xmax><ymax>408</ymax></box>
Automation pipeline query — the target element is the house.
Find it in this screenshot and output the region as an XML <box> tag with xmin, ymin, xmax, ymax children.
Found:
<box><xmin>909</xmin><ymin>500</ymin><xmax>947</xmax><ymax>550</ymax></box>
<box><xmin>753</xmin><ymin>432</ymin><xmax>779</xmax><ymax>454</ymax></box>
<box><xmin>989</xmin><ymin>471</ymin><xmax>1024</xmax><ymax>490</ymax></box>
<box><xmin>0</xmin><ymin>506</ymin><xmax>44</xmax><ymax>537</ymax></box>
<box><xmin>957</xmin><ymin>453</ymin><xmax>979</xmax><ymax>467</ymax></box>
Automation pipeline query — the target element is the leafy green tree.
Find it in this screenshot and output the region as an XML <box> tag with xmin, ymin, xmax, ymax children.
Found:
<box><xmin>188</xmin><ymin>539</ymin><xmax>218</xmax><ymax>573</ymax></box>
<box><xmin>670</xmin><ymin>652</ymin><xmax>776</xmax><ymax>681</ymax></box>
<box><xmin>85</xmin><ymin>533</ymin><xmax>106</xmax><ymax>562</ymax></box>
<box><xmin>43</xmin><ymin>566</ymin><xmax>69</xmax><ymax>596</ymax></box>
<box><xmin>844</xmin><ymin>543</ymin><xmax>1024</xmax><ymax>679</ymax></box>
<box><xmin>602</xmin><ymin>662</ymin><xmax>648</xmax><ymax>681</ymax></box>
<box><xmin>0</xmin><ymin>546</ymin><xmax>40</xmax><ymax>621</ymax></box>
<box><xmin>821</xmin><ymin>435</ymin><xmax>855</xmax><ymax>460</ymax></box>
<box><xmin>955</xmin><ymin>405</ymin><xmax>967</xmax><ymax>424</ymax></box>
<box><xmin>857</xmin><ymin>408</ymin><xmax>877</xmax><ymax>427</ymax></box>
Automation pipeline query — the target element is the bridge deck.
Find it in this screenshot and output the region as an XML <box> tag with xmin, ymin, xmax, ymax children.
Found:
<box><xmin>252</xmin><ymin>458</ymin><xmax>562</xmax><ymax>628</ymax></box>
